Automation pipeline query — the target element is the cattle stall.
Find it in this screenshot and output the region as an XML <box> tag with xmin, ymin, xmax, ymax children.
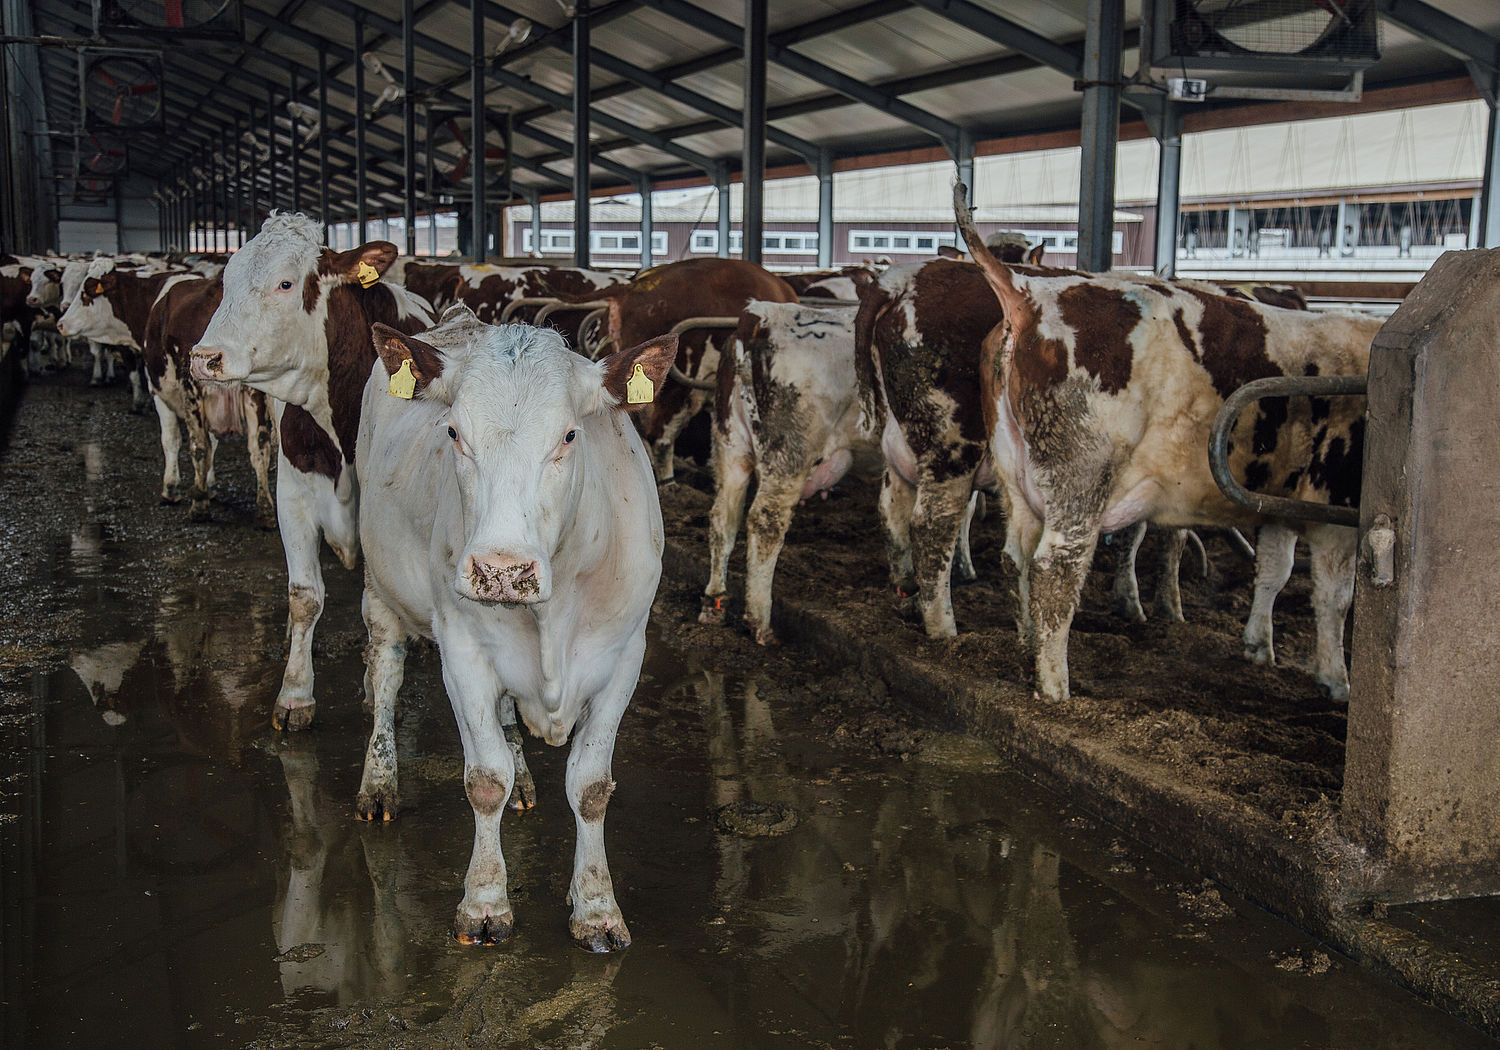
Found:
<box><xmin>6</xmin><ymin>0</ymin><xmax>1500</xmax><ymax>1043</ymax></box>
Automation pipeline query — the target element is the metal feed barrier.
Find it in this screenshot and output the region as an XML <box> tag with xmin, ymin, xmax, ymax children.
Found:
<box><xmin>1208</xmin><ymin>374</ymin><xmax>1368</xmax><ymax>528</ymax></box>
<box><xmin>665</xmin><ymin>316</ymin><xmax>742</xmax><ymax>390</ymax></box>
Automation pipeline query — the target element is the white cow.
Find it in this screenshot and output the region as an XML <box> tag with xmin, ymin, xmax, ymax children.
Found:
<box><xmin>356</xmin><ymin>304</ymin><xmax>677</xmax><ymax>951</ymax></box>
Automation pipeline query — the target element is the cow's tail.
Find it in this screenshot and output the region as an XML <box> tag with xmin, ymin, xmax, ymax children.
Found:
<box><xmin>952</xmin><ymin>179</ymin><xmax>1031</xmax><ymax>322</ymax></box>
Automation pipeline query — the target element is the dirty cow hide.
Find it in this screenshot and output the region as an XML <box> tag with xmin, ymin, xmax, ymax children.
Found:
<box><xmin>450</xmin><ymin>264</ymin><xmax>628</xmax><ymax>347</ymax></box>
<box><xmin>579</xmin><ymin>258</ymin><xmax>798</xmax><ymax>483</ymax></box>
<box><xmin>952</xmin><ymin>184</ymin><xmax>1381</xmax><ymax>701</ymax></box>
<box><xmin>355</xmin><ymin>306</ymin><xmax>678</xmax><ymax>951</ymax></box>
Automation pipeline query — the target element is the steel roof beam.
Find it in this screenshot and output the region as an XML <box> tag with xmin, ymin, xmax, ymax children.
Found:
<box><xmin>1376</xmin><ymin>0</ymin><xmax>1500</xmax><ymax>78</ymax></box>
<box><xmin>904</xmin><ymin>0</ymin><xmax>1084</xmax><ymax>78</ymax></box>
<box><xmin>515</xmin><ymin>122</ymin><xmax>637</xmax><ymax>185</ymax></box>
<box><xmin>634</xmin><ymin>0</ymin><xmax>963</xmax><ymax>152</ymax></box>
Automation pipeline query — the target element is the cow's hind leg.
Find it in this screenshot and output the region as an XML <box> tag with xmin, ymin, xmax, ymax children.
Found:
<box><xmin>650</xmin><ymin>389</ymin><xmax>707</xmax><ymax>484</ymax></box>
<box><xmin>1155</xmin><ymin>529</ymin><xmax>1187</xmax><ymax>623</ymax></box>
<box><xmin>356</xmin><ymin>585</ymin><xmax>406</xmax><ymax>821</ymax></box>
<box><xmin>1243</xmin><ymin>523</ymin><xmax>1296</xmax><ymax>667</ymax></box>
<box><xmin>879</xmin><ymin>466</ymin><xmax>917</xmax><ymax>598</ymax></box>
<box><xmin>184</xmin><ymin>391</ymin><xmax>215</xmax><ymax>522</ymax></box>
<box><xmin>743</xmin><ymin>471</ymin><xmax>804</xmax><ymax>645</ymax></box>
<box><xmin>500</xmin><ymin>693</ymin><xmax>536</xmax><ymax>811</ymax></box>
<box><xmin>1306</xmin><ymin>523</ymin><xmax>1356</xmax><ymax>700</ymax></box>
<box><xmin>953</xmin><ymin>491</ymin><xmax>981</xmax><ymax>583</ymax></box>
<box><xmin>911</xmin><ymin>472</ymin><xmax>977</xmax><ymax>638</ymax></box>
<box><xmin>701</xmin><ymin>423</ymin><xmax>754</xmax><ymax>625</ymax></box>
<box><xmin>565</xmin><ymin>631</ymin><xmax>643</xmax><ymax>952</ymax></box>
<box><xmin>442</xmin><ymin>650</ymin><xmax>516</xmax><ymax>945</ymax></box>
<box><xmin>1110</xmin><ymin>521</ymin><xmax>1149</xmax><ymax>623</ymax></box>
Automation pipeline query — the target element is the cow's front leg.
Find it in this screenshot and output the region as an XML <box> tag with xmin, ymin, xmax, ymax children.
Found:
<box><xmin>1243</xmin><ymin>523</ymin><xmax>1296</xmax><ymax>667</ymax></box>
<box><xmin>152</xmin><ymin>394</ymin><xmax>184</xmax><ymax>504</ymax></box>
<box><xmin>244</xmin><ymin>390</ymin><xmax>278</xmax><ymax>530</ymax></box>
<box><xmin>1155</xmin><ymin>529</ymin><xmax>1187</xmax><ymax>623</ymax></box>
<box><xmin>357</xmin><ymin>584</ymin><xmax>406</xmax><ymax>821</ymax></box>
<box><xmin>273</xmin><ymin>462</ymin><xmax>327</xmax><ymax>730</ymax></box>
<box><xmin>89</xmin><ymin>340</ymin><xmax>108</xmax><ymax>385</ymax></box>
<box><xmin>443</xmin><ymin>653</ymin><xmax>516</xmax><ymax>945</ymax></box>
<box><xmin>911</xmin><ymin>472</ymin><xmax>977</xmax><ymax>638</ymax></box>
<box><xmin>500</xmin><ymin>692</ymin><xmax>536</xmax><ymax>811</ymax></box>
<box><xmin>565</xmin><ymin>634</ymin><xmax>643</xmax><ymax>952</ymax></box>
<box><xmin>1110</xmin><ymin>521</ymin><xmax>1149</xmax><ymax>623</ymax></box>
<box><xmin>1306</xmin><ymin>523</ymin><xmax>1356</xmax><ymax>700</ymax></box>
<box><xmin>743</xmin><ymin>472</ymin><xmax>805</xmax><ymax>645</ymax></box>
<box><xmin>183</xmin><ymin>392</ymin><xmax>215</xmax><ymax>522</ymax></box>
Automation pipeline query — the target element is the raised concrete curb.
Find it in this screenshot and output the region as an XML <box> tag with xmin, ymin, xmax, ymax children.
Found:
<box><xmin>661</xmin><ymin>525</ymin><xmax>1500</xmax><ymax>1038</ymax></box>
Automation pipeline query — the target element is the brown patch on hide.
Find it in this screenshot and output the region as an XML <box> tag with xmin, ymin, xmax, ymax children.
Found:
<box><xmin>1058</xmin><ymin>282</ymin><xmax>1138</xmax><ymax>394</ymax></box>
<box><xmin>1186</xmin><ymin>289</ymin><xmax>1279</xmax><ymax>400</ymax></box>
<box><xmin>578</xmin><ymin>778</ymin><xmax>615</xmax><ymax>822</ymax></box>
<box><xmin>280</xmin><ymin>404</ymin><xmax>341</xmax><ymax>480</ymax></box>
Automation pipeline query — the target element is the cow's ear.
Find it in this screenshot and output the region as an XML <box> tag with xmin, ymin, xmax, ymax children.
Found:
<box><xmin>17</xmin><ymin>266</ymin><xmax>32</xmax><ymax>281</ymax></box>
<box><xmin>327</xmin><ymin>241</ymin><xmax>399</xmax><ymax>286</ymax></box>
<box><xmin>937</xmin><ymin>245</ymin><xmax>964</xmax><ymax>260</ymax></box>
<box><xmin>372</xmin><ymin>323</ymin><xmax>444</xmax><ymax>396</ymax></box>
<box><xmin>599</xmin><ymin>334</ymin><xmax>679</xmax><ymax>413</ymax></box>
<box><xmin>1026</xmin><ymin>244</ymin><xmax>1045</xmax><ymax>266</ymax></box>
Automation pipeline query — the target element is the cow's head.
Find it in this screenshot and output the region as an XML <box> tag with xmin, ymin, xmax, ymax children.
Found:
<box><xmin>371</xmin><ymin>304</ymin><xmax>677</xmax><ymax>605</ymax></box>
<box><xmin>57</xmin><ymin>259</ymin><xmax>131</xmax><ymax>343</ymax></box>
<box><xmin>190</xmin><ymin>211</ymin><xmax>397</xmax><ymax>400</ymax></box>
<box><xmin>26</xmin><ymin>265</ymin><xmax>62</xmax><ymax>308</ymax></box>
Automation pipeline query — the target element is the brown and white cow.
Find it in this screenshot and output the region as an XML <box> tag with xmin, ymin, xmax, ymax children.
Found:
<box><xmin>582</xmin><ymin>258</ymin><xmax>798</xmax><ymax>482</ymax></box>
<box><xmin>58</xmin><ymin>256</ymin><xmax>149</xmax><ymax>402</ymax></box>
<box><xmin>388</xmin><ymin>259</ymin><xmax>464</xmax><ymax>311</ymax></box>
<box><xmin>952</xmin><ymin>184</ymin><xmax>1379</xmax><ymax>700</ymax></box>
<box><xmin>188</xmin><ymin>212</ymin><xmax>436</xmax><ymax>732</ymax></box>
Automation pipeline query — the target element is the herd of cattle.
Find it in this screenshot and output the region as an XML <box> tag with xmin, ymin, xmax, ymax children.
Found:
<box><xmin>1</xmin><ymin>183</ymin><xmax>1379</xmax><ymax>950</ymax></box>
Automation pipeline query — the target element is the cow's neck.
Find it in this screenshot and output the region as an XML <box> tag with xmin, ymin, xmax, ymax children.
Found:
<box><xmin>114</xmin><ymin>271</ymin><xmax>184</xmax><ymax>346</ymax></box>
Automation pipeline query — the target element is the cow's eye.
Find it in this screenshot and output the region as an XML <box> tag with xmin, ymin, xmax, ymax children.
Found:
<box><xmin>563</xmin><ymin>429</ymin><xmax>576</xmax><ymax>444</ymax></box>
<box><xmin>278</xmin><ymin>280</ymin><xmax>294</xmax><ymax>291</ymax></box>
<box><xmin>447</xmin><ymin>426</ymin><xmax>458</xmax><ymax>442</ymax></box>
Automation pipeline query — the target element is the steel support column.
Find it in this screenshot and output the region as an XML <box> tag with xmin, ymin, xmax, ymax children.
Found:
<box><xmin>816</xmin><ymin>148</ymin><xmax>833</xmax><ymax>269</ymax></box>
<box><xmin>743</xmin><ymin>0</ymin><xmax>767</xmax><ymax>264</ymax></box>
<box><xmin>572</xmin><ymin>0</ymin><xmax>591</xmax><ymax>267</ymax></box>
<box><xmin>1153</xmin><ymin>101</ymin><xmax>1181</xmax><ymax>278</ymax></box>
<box><xmin>267</xmin><ymin>86</ymin><xmax>278</xmax><ymax>214</ymax></box>
<box><xmin>403</xmin><ymin>0</ymin><xmax>417</xmax><ymax>255</ymax></box>
<box><xmin>715</xmin><ymin>160</ymin><xmax>731</xmax><ymax>257</ymax></box>
<box><xmin>952</xmin><ymin>127</ymin><xmax>974</xmax><ymax>244</ymax></box>
<box><xmin>525</xmin><ymin>188</ymin><xmax>541</xmax><ymax>256</ymax></box>
<box><xmin>318</xmin><ymin>46</ymin><xmax>330</xmax><ymax>243</ymax></box>
<box><xmin>290</xmin><ymin>70</ymin><xmax>302</xmax><ymax>212</ymax></box>
<box><xmin>1480</xmin><ymin>98</ymin><xmax>1500</xmax><ymax>248</ymax></box>
<box><xmin>472</xmin><ymin>0</ymin><xmax>488</xmax><ymax>260</ymax></box>
<box><xmin>1078</xmin><ymin>0</ymin><xmax>1122</xmax><ymax>273</ymax></box>
<box><xmin>424</xmin><ymin>104</ymin><xmax>437</xmax><ymax>252</ymax></box>
<box><xmin>235</xmin><ymin>114</ymin><xmax>246</xmax><ymax>245</ymax></box>
<box><xmin>355</xmin><ymin>14</ymin><xmax>369</xmax><ymax>243</ymax></box>
<box><xmin>638</xmin><ymin>176</ymin><xmax>653</xmax><ymax>269</ymax></box>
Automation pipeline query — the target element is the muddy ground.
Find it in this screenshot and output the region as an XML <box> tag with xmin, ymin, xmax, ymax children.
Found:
<box><xmin>3</xmin><ymin>370</ymin><xmax>1494</xmax><ymax>1049</ymax></box>
<box><xmin>656</xmin><ymin>446</ymin><xmax>1345</xmax><ymax>831</ymax></box>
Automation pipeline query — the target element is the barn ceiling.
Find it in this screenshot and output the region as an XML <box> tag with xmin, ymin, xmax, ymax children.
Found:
<box><xmin>23</xmin><ymin>0</ymin><xmax>1500</xmax><ymax>221</ymax></box>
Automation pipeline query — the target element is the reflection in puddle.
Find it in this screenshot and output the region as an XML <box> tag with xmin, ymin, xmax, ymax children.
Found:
<box><xmin>4</xmin><ymin>606</ymin><xmax>1495</xmax><ymax>1048</ymax></box>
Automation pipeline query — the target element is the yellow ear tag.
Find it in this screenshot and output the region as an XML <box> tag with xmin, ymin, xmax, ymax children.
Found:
<box><xmin>626</xmin><ymin>363</ymin><xmax>654</xmax><ymax>405</ymax></box>
<box><xmin>387</xmin><ymin>359</ymin><xmax>416</xmax><ymax>399</ymax></box>
<box><xmin>356</xmin><ymin>260</ymin><xmax>381</xmax><ymax>288</ymax></box>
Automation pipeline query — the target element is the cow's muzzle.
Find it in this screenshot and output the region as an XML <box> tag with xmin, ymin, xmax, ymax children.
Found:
<box><xmin>190</xmin><ymin>346</ymin><xmax>226</xmax><ymax>382</ymax></box>
<box><xmin>460</xmin><ymin>553</ymin><xmax>548</xmax><ymax>604</ymax></box>
<box><xmin>25</xmin><ymin>296</ymin><xmax>39</xmax><ymax>307</ymax></box>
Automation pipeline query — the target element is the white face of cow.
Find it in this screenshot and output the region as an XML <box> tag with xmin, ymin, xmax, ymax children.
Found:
<box><xmin>26</xmin><ymin>265</ymin><xmax>61</xmax><ymax>308</ymax></box>
<box><xmin>58</xmin><ymin>260</ymin><xmax>89</xmax><ymax>312</ymax></box>
<box><xmin>373</xmin><ymin>305</ymin><xmax>678</xmax><ymax>606</ymax></box>
<box><xmin>190</xmin><ymin>211</ymin><xmax>396</xmax><ymax>401</ymax></box>
<box><xmin>56</xmin><ymin>259</ymin><xmax>132</xmax><ymax>344</ymax></box>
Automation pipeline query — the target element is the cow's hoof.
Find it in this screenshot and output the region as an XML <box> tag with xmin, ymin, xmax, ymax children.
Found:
<box><xmin>454</xmin><ymin>907</ymin><xmax>514</xmax><ymax>946</ymax></box>
<box><xmin>570</xmin><ymin>914</ymin><xmax>631</xmax><ymax>953</ymax></box>
<box><xmin>1114</xmin><ymin>599</ymin><xmax>1148</xmax><ymax>624</ymax></box>
<box><xmin>356</xmin><ymin>788</ymin><xmax>399</xmax><ymax>822</ymax></box>
<box><xmin>752</xmin><ymin>624</ymin><xmax>778</xmax><ymax>647</ymax></box>
<box><xmin>160</xmin><ymin>492</ymin><xmax>183</xmax><ymax>505</ymax></box>
<box><xmin>1319</xmin><ymin>680</ymin><xmax>1350</xmax><ymax>702</ymax></box>
<box><xmin>1242</xmin><ymin>644</ymin><xmax>1274</xmax><ymax>667</ymax></box>
<box><xmin>273</xmin><ymin>702</ymin><xmax>315</xmax><ymax>731</ymax></box>
<box><xmin>189</xmin><ymin>502</ymin><xmax>212</xmax><ymax>523</ymax></box>
<box><xmin>698</xmin><ymin>595</ymin><xmax>728</xmax><ymax>625</ymax></box>
<box><xmin>89</xmin><ymin>378</ymin><xmax>104</xmax><ymax>388</ymax></box>
<box><xmin>254</xmin><ymin>506</ymin><xmax>279</xmax><ymax>531</ymax></box>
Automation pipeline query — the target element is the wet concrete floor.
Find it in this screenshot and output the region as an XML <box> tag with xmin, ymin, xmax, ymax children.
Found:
<box><xmin>2</xmin><ymin>372</ymin><xmax>1496</xmax><ymax>1049</ymax></box>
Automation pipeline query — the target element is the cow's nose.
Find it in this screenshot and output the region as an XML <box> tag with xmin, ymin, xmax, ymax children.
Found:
<box><xmin>25</xmin><ymin>297</ymin><xmax>38</xmax><ymax>306</ymax></box>
<box><xmin>190</xmin><ymin>347</ymin><xmax>224</xmax><ymax>381</ymax></box>
<box><xmin>462</xmin><ymin>554</ymin><xmax>544</xmax><ymax>603</ymax></box>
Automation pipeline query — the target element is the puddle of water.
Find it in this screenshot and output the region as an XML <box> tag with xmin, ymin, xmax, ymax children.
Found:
<box><xmin>3</xmin><ymin>596</ymin><xmax>1494</xmax><ymax>1050</ymax></box>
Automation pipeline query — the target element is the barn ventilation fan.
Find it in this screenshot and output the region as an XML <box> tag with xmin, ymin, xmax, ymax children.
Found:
<box><xmin>79</xmin><ymin>49</ymin><xmax>164</xmax><ymax>131</ymax></box>
<box><xmin>78</xmin><ymin>131</ymin><xmax>130</xmax><ymax>177</ymax></box>
<box><xmin>94</xmin><ymin>0</ymin><xmax>243</xmax><ymax>39</ymax></box>
<box><xmin>1147</xmin><ymin>0</ymin><xmax>1379</xmax><ymax>76</ymax></box>
<box><xmin>426</xmin><ymin>109</ymin><xmax>512</xmax><ymax>199</ymax></box>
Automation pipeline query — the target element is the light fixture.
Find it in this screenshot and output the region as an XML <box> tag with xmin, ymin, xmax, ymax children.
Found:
<box><xmin>492</xmin><ymin>18</ymin><xmax>532</xmax><ymax>59</ymax></box>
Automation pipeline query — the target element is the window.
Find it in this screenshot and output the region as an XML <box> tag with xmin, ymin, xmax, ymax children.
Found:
<box><xmin>762</xmin><ymin>233</ymin><xmax>818</xmax><ymax>255</ymax></box>
<box><xmin>521</xmin><ymin>228</ymin><xmax>576</xmax><ymax>254</ymax></box>
<box><xmin>589</xmin><ymin>230</ymin><xmax>668</xmax><ymax>255</ymax></box>
<box><xmin>691</xmin><ymin>230</ymin><xmax>718</xmax><ymax>253</ymax></box>
<box><xmin>848</xmin><ymin>230</ymin><xmax>956</xmax><ymax>254</ymax></box>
